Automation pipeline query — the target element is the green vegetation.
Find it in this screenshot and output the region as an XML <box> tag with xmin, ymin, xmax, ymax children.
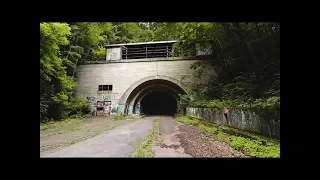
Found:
<box><xmin>40</xmin><ymin>114</ymin><xmax>91</xmax><ymax>131</ymax></box>
<box><xmin>41</xmin><ymin>22</ymin><xmax>279</xmax><ymax>127</ymax></box>
<box><xmin>134</xmin><ymin>120</ymin><xmax>160</xmax><ymax>157</ymax></box>
<box><xmin>217</xmin><ymin>132</ymin><xmax>279</xmax><ymax>158</ymax></box>
<box><xmin>176</xmin><ymin>116</ymin><xmax>199</xmax><ymax>126</ymax></box>
<box><xmin>175</xmin><ymin>115</ymin><xmax>280</xmax><ymax>158</ymax></box>
<box><xmin>40</xmin><ymin>124</ymin><xmax>117</xmax><ymax>152</ymax></box>
<box><xmin>110</xmin><ymin>114</ymin><xmax>141</xmax><ymax>122</ymax></box>
<box><xmin>199</xmin><ymin>124</ymin><xmax>218</xmax><ymax>134</ymax></box>
<box><xmin>155</xmin><ymin>134</ymin><xmax>164</xmax><ymax>143</ymax></box>
<box><xmin>111</xmin><ymin>113</ymin><xmax>126</xmax><ymax>121</ymax></box>
<box><xmin>40</xmin><ymin>121</ymin><xmax>114</xmax><ymax>138</ymax></box>
<box><xmin>40</xmin><ymin>135</ymin><xmax>92</xmax><ymax>152</ymax></box>
<box><xmin>187</xmin><ymin>97</ymin><xmax>279</xmax><ymax>109</ymax></box>
<box><xmin>174</xmin><ymin>23</ymin><xmax>280</xmax><ymax>112</ymax></box>
<box><xmin>40</xmin><ymin>22</ymin><xmax>183</xmax><ymax>122</ymax></box>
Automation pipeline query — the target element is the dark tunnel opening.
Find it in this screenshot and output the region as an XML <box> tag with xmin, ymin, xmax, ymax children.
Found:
<box><xmin>140</xmin><ymin>90</ymin><xmax>177</xmax><ymax>115</ymax></box>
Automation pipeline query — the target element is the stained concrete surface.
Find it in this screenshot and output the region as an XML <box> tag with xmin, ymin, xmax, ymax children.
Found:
<box><xmin>41</xmin><ymin>117</ymin><xmax>155</xmax><ymax>157</ymax></box>
<box><xmin>152</xmin><ymin>116</ymin><xmax>192</xmax><ymax>157</ymax></box>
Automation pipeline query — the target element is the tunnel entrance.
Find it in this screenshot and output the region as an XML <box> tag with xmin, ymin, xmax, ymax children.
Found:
<box><xmin>122</xmin><ymin>77</ymin><xmax>186</xmax><ymax>116</ymax></box>
<box><xmin>140</xmin><ymin>90</ymin><xmax>177</xmax><ymax>115</ymax></box>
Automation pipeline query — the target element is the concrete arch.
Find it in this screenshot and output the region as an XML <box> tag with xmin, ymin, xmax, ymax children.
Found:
<box><xmin>118</xmin><ymin>75</ymin><xmax>186</xmax><ymax>114</ymax></box>
<box><xmin>135</xmin><ymin>85</ymin><xmax>180</xmax><ymax>105</ymax></box>
<box><xmin>128</xmin><ymin>84</ymin><xmax>180</xmax><ymax>108</ymax></box>
<box><xmin>131</xmin><ymin>85</ymin><xmax>180</xmax><ymax>114</ymax></box>
<box><xmin>118</xmin><ymin>75</ymin><xmax>186</xmax><ymax>105</ymax></box>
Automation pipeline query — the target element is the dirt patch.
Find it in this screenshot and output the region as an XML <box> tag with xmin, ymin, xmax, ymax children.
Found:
<box><xmin>151</xmin><ymin>117</ymin><xmax>192</xmax><ymax>157</ymax></box>
<box><xmin>176</xmin><ymin>124</ymin><xmax>248</xmax><ymax>158</ymax></box>
<box><xmin>159</xmin><ymin>144</ymin><xmax>180</xmax><ymax>149</ymax></box>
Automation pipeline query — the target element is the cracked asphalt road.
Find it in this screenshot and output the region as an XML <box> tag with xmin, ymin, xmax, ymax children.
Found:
<box><xmin>40</xmin><ymin>115</ymin><xmax>245</xmax><ymax>157</ymax></box>
<box><xmin>41</xmin><ymin>117</ymin><xmax>155</xmax><ymax>157</ymax></box>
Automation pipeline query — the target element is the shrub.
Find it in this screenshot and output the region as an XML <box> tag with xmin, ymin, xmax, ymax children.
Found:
<box><xmin>199</xmin><ymin>124</ymin><xmax>218</xmax><ymax>134</ymax></box>
<box><xmin>64</xmin><ymin>98</ymin><xmax>90</xmax><ymax>117</ymax></box>
<box><xmin>176</xmin><ymin>116</ymin><xmax>199</xmax><ymax>126</ymax></box>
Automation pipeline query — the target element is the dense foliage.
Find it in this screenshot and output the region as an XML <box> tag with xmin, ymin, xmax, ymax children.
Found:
<box><xmin>173</xmin><ymin>22</ymin><xmax>280</xmax><ymax>110</ymax></box>
<box><xmin>40</xmin><ymin>22</ymin><xmax>280</xmax><ymax>121</ymax></box>
<box><xmin>176</xmin><ymin>115</ymin><xmax>280</xmax><ymax>157</ymax></box>
<box><xmin>40</xmin><ymin>22</ymin><xmax>181</xmax><ymax>121</ymax></box>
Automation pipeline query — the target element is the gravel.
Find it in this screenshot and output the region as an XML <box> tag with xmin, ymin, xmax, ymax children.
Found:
<box><xmin>176</xmin><ymin>123</ymin><xmax>248</xmax><ymax>158</ymax></box>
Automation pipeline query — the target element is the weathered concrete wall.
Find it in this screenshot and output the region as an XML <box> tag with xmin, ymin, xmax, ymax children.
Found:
<box><xmin>75</xmin><ymin>59</ymin><xmax>213</xmax><ymax>114</ymax></box>
<box><xmin>186</xmin><ymin>108</ymin><xmax>280</xmax><ymax>139</ymax></box>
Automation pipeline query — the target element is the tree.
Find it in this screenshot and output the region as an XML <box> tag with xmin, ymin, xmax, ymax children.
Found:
<box><xmin>112</xmin><ymin>23</ymin><xmax>142</xmax><ymax>43</ymax></box>
<box><xmin>153</xmin><ymin>22</ymin><xmax>183</xmax><ymax>41</ymax></box>
<box><xmin>40</xmin><ymin>23</ymin><xmax>74</xmax><ymax>120</ymax></box>
<box><xmin>174</xmin><ymin>22</ymin><xmax>280</xmax><ymax>102</ymax></box>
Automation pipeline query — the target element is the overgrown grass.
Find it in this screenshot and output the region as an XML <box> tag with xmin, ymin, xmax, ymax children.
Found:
<box><xmin>188</xmin><ymin>97</ymin><xmax>280</xmax><ymax>110</ymax></box>
<box><xmin>175</xmin><ymin>115</ymin><xmax>280</xmax><ymax>158</ymax></box>
<box><xmin>134</xmin><ymin>120</ymin><xmax>160</xmax><ymax>157</ymax></box>
<box><xmin>127</xmin><ymin>116</ymin><xmax>140</xmax><ymax>121</ymax></box>
<box><xmin>40</xmin><ymin>121</ymin><xmax>114</xmax><ymax>138</ymax></box>
<box><xmin>40</xmin><ymin>135</ymin><xmax>92</xmax><ymax>152</ymax></box>
<box><xmin>111</xmin><ymin>113</ymin><xmax>126</xmax><ymax>121</ymax></box>
<box><xmin>111</xmin><ymin>114</ymin><xmax>141</xmax><ymax>122</ymax></box>
<box><xmin>40</xmin><ymin>125</ymin><xmax>116</xmax><ymax>152</ymax></box>
<box><xmin>40</xmin><ymin>114</ymin><xmax>91</xmax><ymax>131</ymax></box>
<box><xmin>176</xmin><ymin>116</ymin><xmax>199</xmax><ymax>126</ymax></box>
<box><xmin>199</xmin><ymin>124</ymin><xmax>218</xmax><ymax>134</ymax></box>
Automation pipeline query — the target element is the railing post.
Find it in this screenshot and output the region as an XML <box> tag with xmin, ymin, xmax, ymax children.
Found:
<box><xmin>146</xmin><ymin>46</ymin><xmax>148</xmax><ymax>58</ymax></box>
<box><xmin>126</xmin><ymin>47</ymin><xmax>127</xmax><ymax>60</ymax></box>
<box><xmin>166</xmin><ymin>45</ymin><xmax>168</xmax><ymax>57</ymax></box>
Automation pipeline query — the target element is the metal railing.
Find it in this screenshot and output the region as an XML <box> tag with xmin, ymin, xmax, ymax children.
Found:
<box><xmin>121</xmin><ymin>45</ymin><xmax>174</xmax><ymax>59</ymax></box>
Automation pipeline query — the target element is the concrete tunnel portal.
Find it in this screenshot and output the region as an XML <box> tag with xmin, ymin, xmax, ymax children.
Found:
<box><xmin>140</xmin><ymin>90</ymin><xmax>177</xmax><ymax>115</ymax></box>
<box><xmin>124</xmin><ymin>78</ymin><xmax>186</xmax><ymax>116</ymax></box>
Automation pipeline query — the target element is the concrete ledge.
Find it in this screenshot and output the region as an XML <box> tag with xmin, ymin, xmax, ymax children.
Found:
<box><xmin>83</xmin><ymin>57</ymin><xmax>201</xmax><ymax>64</ymax></box>
<box><xmin>186</xmin><ymin>107</ymin><xmax>280</xmax><ymax>139</ymax></box>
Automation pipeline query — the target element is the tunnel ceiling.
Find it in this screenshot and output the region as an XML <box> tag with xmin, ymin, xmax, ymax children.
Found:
<box><xmin>134</xmin><ymin>84</ymin><xmax>180</xmax><ymax>104</ymax></box>
<box><xmin>126</xmin><ymin>79</ymin><xmax>185</xmax><ymax>104</ymax></box>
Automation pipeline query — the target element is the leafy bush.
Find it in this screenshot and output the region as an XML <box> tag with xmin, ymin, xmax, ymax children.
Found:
<box><xmin>199</xmin><ymin>124</ymin><xmax>218</xmax><ymax>134</ymax></box>
<box><xmin>63</xmin><ymin>98</ymin><xmax>90</xmax><ymax>118</ymax></box>
<box><xmin>189</xmin><ymin>96</ymin><xmax>280</xmax><ymax>111</ymax></box>
<box><xmin>176</xmin><ymin>116</ymin><xmax>199</xmax><ymax>126</ymax></box>
<box><xmin>229</xmin><ymin>135</ymin><xmax>280</xmax><ymax>158</ymax></box>
<box><xmin>175</xmin><ymin>116</ymin><xmax>280</xmax><ymax>158</ymax></box>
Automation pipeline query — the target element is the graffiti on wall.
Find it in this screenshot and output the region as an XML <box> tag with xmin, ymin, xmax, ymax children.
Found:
<box><xmin>86</xmin><ymin>94</ymin><xmax>118</xmax><ymax>102</ymax></box>
<box><xmin>86</xmin><ymin>94</ymin><xmax>119</xmax><ymax>115</ymax></box>
<box><xmin>135</xmin><ymin>103</ymin><xmax>141</xmax><ymax>114</ymax></box>
<box><xmin>86</xmin><ymin>96</ymin><xmax>96</xmax><ymax>102</ymax></box>
<box><xmin>104</xmin><ymin>101</ymin><xmax>112</xmax><ymax>115</ymax></box>
<box><xmin>95</xmin><ymin>101</ymin><xmax>112</xmax><ymax>116</ymax></box>
<box><xmin>107</xmin><ymin>47</ymin><xmax>121</xmax><ymax>60</ymax></box>
<box><xmin>128</xmin><ymin>106</ymin><xmax>133</xmax><ymax>114</ymax></box>
<box><xmin>117</xmin><ymin>104</ymin><xmax>125</xmax><ymax>113</ymax></box>
<box><xmin>111</xmin><ymin>107</ymin><xmax>117</xmax><ymax>114</ymax></box>
<box><xmin>95</xmin><ymin>101</ymin><xmax>105</xmax><ymax>116</ymax></box>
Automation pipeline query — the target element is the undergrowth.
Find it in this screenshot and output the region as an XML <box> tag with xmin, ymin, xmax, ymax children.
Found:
<box><xmin>181</xmin><ymin>96</ymin><xmax>280</xmax><ymax>111</ymax></box>
<box><xmin>111</xmin><ymin>113</ymin><xmax>126</xmax><ymax>121</ymax></box>
<box><xmin>175</xmin><ymin>115</ymin><xmax>280</xmax><ymax>158</ymax></box>
<box><xmin>199</xmin><ymin>124</ymin><xmax>218</xmax><ymax>134</ymax></box>
<box><xmin>176</xmin><ymin>116</ymin><xmax>199</xmax><ymax>126</ymax></box>
<box><xmin>40</xmin><ymin>114</ymin><xmax>91</xmax><ymax>131</ymax></box>
<box><xmin>134</xmin><ymin>120</ymin><xmax>160</xmax><ymax>157</ymax></box>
